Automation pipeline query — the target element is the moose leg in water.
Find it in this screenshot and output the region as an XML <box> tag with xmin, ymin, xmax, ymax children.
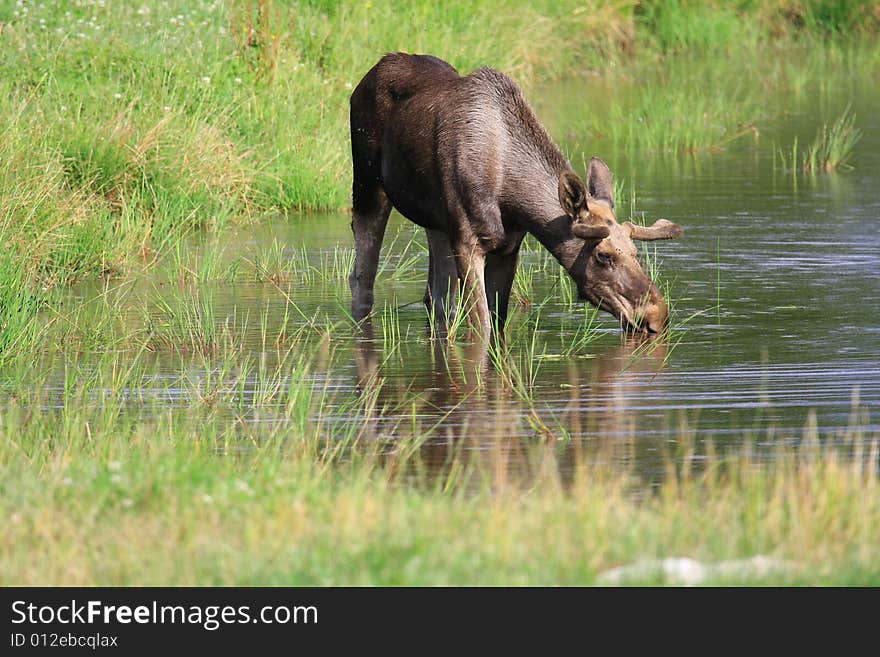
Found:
<box><xmin>484</xmin><ymin>234</ymin><xmax>524</xmax><ymax>333</ymax></box>
<box><xmin>424</xmin><ymin>228</ymin><xmax>460</xmax><ymax>328</ymax></box>
<box><xmin>349</xmin><ymin>191</ymin><xmax>392</xmax><ymax>323</ymax></box>
<box><xmin>447</xmin><ymin>195</ymin><xmax>506</xmax><ymax>340</ymax></box>
<box><xmin>453</xmin><ymin>239</ymin><xmax>490</xmax><ymax>340</ymax></box>
<box><xmin>348</xmin><ymin>65</ymin><xmax>396</xmax><ymax>324</ymax></box>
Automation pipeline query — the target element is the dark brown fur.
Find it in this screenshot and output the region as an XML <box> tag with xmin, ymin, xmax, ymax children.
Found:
<box><xmin>349</xmin><ymin>53</ymin><xmax>683</xmax><ymax>338</ymax></box>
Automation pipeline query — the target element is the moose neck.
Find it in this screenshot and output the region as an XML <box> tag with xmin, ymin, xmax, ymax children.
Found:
<box><xmin>514</xmin><ymin>171</ymin><xmax>591</xmax><ymax>288</ymax></box>
<box><xmin>496</xmin><ymin>106</ymin><xmax>591</xmax><ymax>288</ymax></box>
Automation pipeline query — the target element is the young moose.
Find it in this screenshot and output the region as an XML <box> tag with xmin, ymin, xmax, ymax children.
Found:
<box><xmin>349</xmin><ymin>53</ymin><xmax>683</xmax><ymax>338</ymax></box>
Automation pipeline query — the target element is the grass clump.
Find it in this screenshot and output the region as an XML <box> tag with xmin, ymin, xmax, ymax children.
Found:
<box><xmin>0</xmin><ymin>255</ymin><xmax>44</xmax><ymax>363</ymax></box>
<box><xmin>787</xmin><ymin>0</ymin><xmax>880</xmax><ymax>37</ymax></box>
<box><xmin>802</xmin><ymin>107</ymin><xmax>862</xmax><ymax>171</ymax></box>
<box><xmin>608</xmin><ymin>86</ymin><xmax>760</xmax><ymax>155</ymax></box>
<box><xmin>776</xmin><ymin>106</ymin><xmax>862</xmax><ymax>172</ymax></box>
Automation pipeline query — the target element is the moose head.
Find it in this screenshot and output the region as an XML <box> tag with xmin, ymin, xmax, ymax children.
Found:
<box><xmin>558</xmin><ymin>157</ymin><xmax>683</xmax><ymax>334</ymax></box>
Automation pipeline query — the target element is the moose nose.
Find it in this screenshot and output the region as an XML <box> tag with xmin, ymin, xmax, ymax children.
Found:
<box><xmin>636</xmin><ymin>288</ymin><xmax>668</xmax><ymax>334</ymax></box>
<box><xmin>642</xmin><ymin>301</ymin><xmax>667</xmax><ymax>333</ymax></box>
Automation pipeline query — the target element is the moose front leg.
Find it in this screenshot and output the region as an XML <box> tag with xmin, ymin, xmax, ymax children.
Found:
<box><xmin>484</xmin><ymin>239</ymin><xmax>523</xmax><ymax>333</ymax></box>
<box><xmin>453</xmin><ymin>245</ymin><xmax>491</xmax><ymax>341</ymax></box>
<box><xmin>445</xmin><ymin>194</ymin><xmax>505</xmax><ymax>341</ymax></box>
<box><xmin>424</xmin><ymin>228</ymin><xmax>460</xmax><ymax>329</ymax></box>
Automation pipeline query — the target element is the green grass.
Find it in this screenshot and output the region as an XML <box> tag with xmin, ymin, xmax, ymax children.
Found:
<box><xmin>635</xmin><ymin>0</ymin><xmax>880</xmax><ymax>52</ymax></box>
<box><xmin>775</xmin><ymin>106</ymin><xmax>862</xmax><ymax>172</ymax></box>
<box><xmin>604</xmin><ymin>82</ymin><xmax>762</xmax><ymax>155</ymax></box>
<box><xmin>0</xmin><ymin>254</ymin><xmax>44</xmax><ymax>364</ymax></box>
<box><xmin>1</xmin><ymin>390</ymin><xmax>877</xmax><ymax>585</ymax></box>
<box><xmin>800</xmin><ymin>107</ymin><xmax>862</xmax><ymax>172</ymax></box>
<box><xmin>2</xmin><ymin>0</ymin><xmax>878</xmax><ymax>308</ymax></box>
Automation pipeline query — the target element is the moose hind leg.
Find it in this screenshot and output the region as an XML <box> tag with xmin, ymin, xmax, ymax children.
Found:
<box><xmin>349</xmin><ymin>189</ymin><xmax>392</xmax><ymax>322</ymax></box>
<box><xmin>424</xmin><ymin>228</ymin><xmax>459</xmax><ymax>328</ymax></box>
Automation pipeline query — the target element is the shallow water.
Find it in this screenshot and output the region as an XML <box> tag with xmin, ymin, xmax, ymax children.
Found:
<box><xmin>17</xmin><ymin>53</ymin><xmax>880</xmax><ymax>479</ymax></box>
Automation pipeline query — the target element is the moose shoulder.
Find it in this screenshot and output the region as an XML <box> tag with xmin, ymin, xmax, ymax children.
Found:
<box><xmin>348</xmin><ymin>52</ymin><xmax>683</xmax><ymax>337</ymax></box>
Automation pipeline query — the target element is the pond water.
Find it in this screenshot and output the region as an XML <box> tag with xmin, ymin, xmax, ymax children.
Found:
<box><xmin>28</xmin><ymin>54</ymin><xmax>880</xmax><ymax>478</ymax></box>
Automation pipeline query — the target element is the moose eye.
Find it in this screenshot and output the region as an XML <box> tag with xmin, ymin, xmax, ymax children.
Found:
<box><xmin>595</xmin><ymin>251</ymin><xmax>613</xmax><ymax>267</ymax></box>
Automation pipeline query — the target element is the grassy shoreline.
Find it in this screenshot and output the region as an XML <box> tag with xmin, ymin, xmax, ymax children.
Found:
<box><xmin>2</xmin><ymin>1</ymin><xmax>879</xmax><ymax>290</ymax></box>
<box><xmin>3</xmin><ymin>397</ymin><xmax>877</xmax><ymax>585</ymax></box>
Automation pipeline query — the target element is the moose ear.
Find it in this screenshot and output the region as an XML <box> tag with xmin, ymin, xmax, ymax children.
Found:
<box><xmin>625</xmin><ymin>219</ymin><xmax>684</xmax><ymax>241</ymax></box>
<box><xmin>558</xmin><ymin>171</ymin><xmax>588</xmax><ymax>219</ymax></box>
<box><xmin>586</xmin><ymin>156</ymin><xmax>614</xmax><ymax>208</ymax></box>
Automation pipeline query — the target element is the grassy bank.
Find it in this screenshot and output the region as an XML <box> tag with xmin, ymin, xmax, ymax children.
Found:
<box><xmin>2</xmin><ymin>1</ymin><xmax>878</xmax><ymax>290</ymax></box>
<box><xmin>2</xmin><ymin>395</ymin><xmax>877</xmax><ymax>585</ymax></box>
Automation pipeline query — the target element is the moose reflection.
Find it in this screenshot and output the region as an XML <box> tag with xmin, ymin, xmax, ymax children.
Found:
<box><xmin>352</xmin><ymin>331</ymin><xmax>670</xmax><ymax>488</ymax></box>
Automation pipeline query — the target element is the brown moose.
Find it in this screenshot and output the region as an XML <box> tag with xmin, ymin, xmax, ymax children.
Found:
<box><xmin>349</xmin><ymin>53</ymin><xmax>683</xmax><ymax>338</ymax></box>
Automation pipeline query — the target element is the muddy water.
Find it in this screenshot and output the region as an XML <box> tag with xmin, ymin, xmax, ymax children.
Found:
<box><xmin>36</xmin><ymin>55</ymin><xmax>880</xmax><ymax>476</ymax></box>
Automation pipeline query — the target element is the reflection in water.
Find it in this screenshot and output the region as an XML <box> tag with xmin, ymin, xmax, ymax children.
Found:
<box><xmin>351</xmin><ymin>326</ymin><xmax>679</xmax><ymax>486</ymax></box>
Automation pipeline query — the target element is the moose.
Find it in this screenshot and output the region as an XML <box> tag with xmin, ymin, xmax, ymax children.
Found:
<box><xmin>348</xmin><ymin>53</ymin><xmax>683</xmax><ymax>339</ymax></box>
